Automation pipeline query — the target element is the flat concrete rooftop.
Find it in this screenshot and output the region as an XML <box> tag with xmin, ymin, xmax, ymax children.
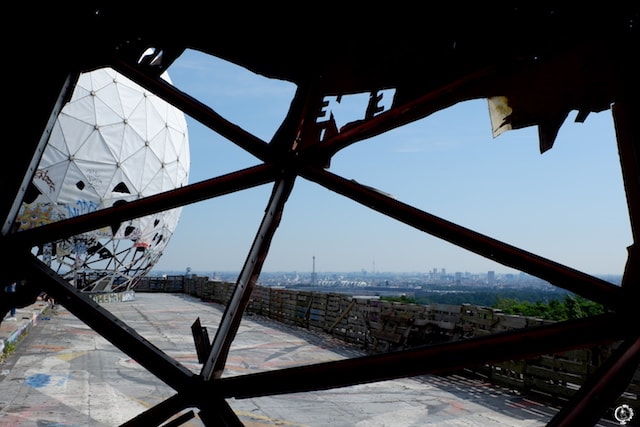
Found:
<box><xmin>0</xmin><ymin>292</ymin><xmax>623</xmax><ymax>426</ymax></box>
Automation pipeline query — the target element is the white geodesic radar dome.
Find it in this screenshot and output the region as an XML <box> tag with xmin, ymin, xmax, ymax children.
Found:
<box><xmin>17</xmin><ymin>67</ymin><xmax>190</xmax><ymax>292</ymax></box>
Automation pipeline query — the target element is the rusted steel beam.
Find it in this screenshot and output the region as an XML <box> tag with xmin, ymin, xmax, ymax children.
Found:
<box><xmin>111</xmin><ymin>56</ymin><xmax>272</xmax><ymax>162</ymax></box>
<box><xmin>120</xmin><ymin>394</ymin><xmax>190</xmax><ymax>427</ymax></box>
<box><xmin>547</xmin><ymin>336</ymin><xmax>640</xmax><ymax>427</ymax></box>
<box><xmin>612</xmin><ymin>72</ymin><xmax>640</xmax><ymax>249</ymax></box>
<box><xmin>197</xmin><ymin>399</ymin><xmax>245</xmax><ymax>427</ymax></box>
<box><xmin>1</xmin><ymin>71</ymin><xmax>78</xmax><ymax>236</ymax></box>
<box><xmin>218</xmin><ymin>313</ymin><xmax>628</xmax><ymax>399</ymax></box>
<box><xmin>124</xmin><ymin>387</ymin><xmax>242</xmax><ymax>427</ymax></box>
<box><xmin>3</xmin><ymin>164</ymin><xmax>277</xmax><ymax>251</ymax></box>
<box><xmin>613</xmin><ymin>95</ymin><xmax>640</xmax><ymax>300</ymax></box>
<box><xmin>307</xmin><ymin>66</ymin><xmax>496</xmax><ymax>159</ymax></box>
<box><xmin>26</xmin><ymin>254</ymin><xmax>196</xmax><ymax>393</ymax></box>
<box><xmin>162</xmin><ymin>410</ymin><xmax>196</xmax><ymax>427</ymax></box>
<box><xmin>301</xmin><ymin>165</ymin><xmax>624</xmax><ymax>309</ymax></box>
<box><xmin>201</xmin><ymin>175</ymin><xmax>296</xmax><ymax>380</ymax></box>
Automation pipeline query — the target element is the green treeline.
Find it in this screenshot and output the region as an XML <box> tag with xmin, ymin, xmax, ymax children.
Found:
<box><xmin>492</xmin><ymin>294</ymin><xmax>607</xmax><ymax>321</ymax></box>
<box><xmin>382</xmin><ymin>288</ymin><xmax>608</xmax><ymax>321</ymax></box>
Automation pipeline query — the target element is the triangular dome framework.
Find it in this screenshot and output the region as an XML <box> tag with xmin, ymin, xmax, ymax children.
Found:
<box><xmin>14</xmin><ymin>66</ymin><xmax>190</xmax><ymax>293</ymax></box>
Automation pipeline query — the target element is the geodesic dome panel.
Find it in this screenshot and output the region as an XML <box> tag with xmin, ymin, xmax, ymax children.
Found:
<box><xmin>16</xmin><ymin>67</ymin><xmax>190</xmax><ymax>292</ymax></box>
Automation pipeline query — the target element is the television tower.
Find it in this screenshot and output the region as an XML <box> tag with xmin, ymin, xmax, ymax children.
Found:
<box><xmin>311</xmin><ymin>256</ymin><xmax>317</xmax><ymax>285</ymax></box>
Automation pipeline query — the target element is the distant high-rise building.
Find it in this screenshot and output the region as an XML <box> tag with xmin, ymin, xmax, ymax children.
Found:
<box><xmin>488</xmin><ymin>270</ymin><xmax>496</xmax><ymax>286</ymax></box>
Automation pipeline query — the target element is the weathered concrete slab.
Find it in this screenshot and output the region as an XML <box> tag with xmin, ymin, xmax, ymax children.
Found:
<box><xmin>0</xmin><ymin>293</ymin><xmax>621</xmax><ymax>426</ymax></box>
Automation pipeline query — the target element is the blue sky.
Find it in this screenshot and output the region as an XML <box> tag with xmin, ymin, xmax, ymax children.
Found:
<box><xmin>151</xmin><ymin>49</ymin><xmax>631</xmax><ymax>276</ymax></box>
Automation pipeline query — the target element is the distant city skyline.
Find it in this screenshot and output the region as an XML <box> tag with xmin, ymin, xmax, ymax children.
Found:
<box><xmin>150</xmin><ymin>49</ymin><xmax>632</xmax><ymax>277</ymax></box>
<box><xmin>154</xmin><ymin>267</ymin><xmax>623</xmax><ymax>286</ymax></box>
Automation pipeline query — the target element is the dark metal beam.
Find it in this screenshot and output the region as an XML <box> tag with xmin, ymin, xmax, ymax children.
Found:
<box><xmin>110</xmin><ymin>56</ymin><xmax>271</xmax><ymax>162</ymax></box>
<box><xmin>308</xmin><ymin>66</ymin><xmax>496</xmax><ymax>159</ymax></box>
<box><xmin>612</xmin><ymin>68</ymin><xmax>640</xmax><ymax>251</ymax></box>
<box><xmin>197</xmin><ymin>399</ymin><xmax>245</xmax><ymax>427</ymax></box>
<box><xmin>26</xmin><ymin>255</ymin><xmax>196</xmax><ymax>392</ymax></box>
<box><xmin>546</xmin><ymin>336</ymin><xmax>640</xmax><ymax>427</ymax></box>
<box><xmin>1</xmin><ymin>67</ymin><xmax>77</xmax><ymax>236</ymax></box>
<box><xmin>120</xmin><ymin>394</ymin><xmax>190</xmax><ymax>427</ymax></box>
<box><xmin>217</xmin><ymin>313</ymin><xmax>628</xmax><ymax>399</ymax></box>
<box><xmin>3</xmin><ymin>164</ymin><xmax>277</xmax><ymax>251</ymax></box>
<box><xmin>301</xmin><ymin>165</ymin><xmax>624</xmax><ymax>309</ymax></box>
<box><xmin>613</xmin><ymin>92</ymin><xmax>640</xmax><ymax>299</ymax></box>
<box><xmin>201</xmin><ymin>175</ymin><xmax>296</xmax><ymax>380</ymax></box>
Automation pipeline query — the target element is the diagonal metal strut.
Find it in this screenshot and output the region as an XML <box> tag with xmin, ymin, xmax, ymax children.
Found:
<box><xmin>301</xmin><ymin>165</ymin><xmax>624</xmax><ymax>309</ymax></box>
<box><xmin>201</xmin><ymin>174</ymin><xmax>296</xmax><ymax>381</ymax></box>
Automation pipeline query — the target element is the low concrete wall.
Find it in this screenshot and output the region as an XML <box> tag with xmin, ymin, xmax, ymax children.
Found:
<box><xmin>135</xmin><ymin>275</ymin><xmax>639</xmax><ymax>412</ymax></box>
<box><xmin>0</xmin><ymin>301</ymin><xmax>51</xmax><ymax>355</ymax></box>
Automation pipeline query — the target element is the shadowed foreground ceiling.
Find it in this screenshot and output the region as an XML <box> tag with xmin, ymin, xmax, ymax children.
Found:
<box><xmin>1</xmin><ymin>4</ymin><xmax>639</xmax><ymax>426</ymax></box>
